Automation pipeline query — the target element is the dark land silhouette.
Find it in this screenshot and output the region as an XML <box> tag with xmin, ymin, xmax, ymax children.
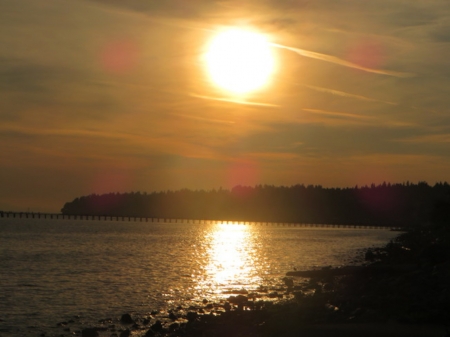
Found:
<box><xmin>61</xmin><ymin>181</ymin><xmax>450</xmax><ymax>227</ymax></box>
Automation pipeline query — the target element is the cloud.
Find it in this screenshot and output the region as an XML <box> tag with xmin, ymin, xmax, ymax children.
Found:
<box><xmin>235</xmin><ymin>121</ymin><xmax>434</xmax><ymax>162</ymax></box>
<box><xmin>260</xmin><ymin>108</ymin><xmax>375</xmax><ymax>128</ymax></box>
<box><xmin>171</xmin><ymin>112</ymin><xmax>235</xmax><ymax>125</ymax></box>
<box><xmin>272</xmin><ymin>43</ymin><xmax>414</xmax><ymax>78</ymax></box>
<box><xmin>2</xmin><ymin>0</ymin><xmax>450</xmax><ymax>212</ymax></box>
<box><xmin>381</xmin><ymin>3</ymin><xmax>440</xmax><ymax>28</ymax></box>
<box><xmin>301</xmin><ymin>84</ymin><xmax>398</xmax><ymax>106</ymax></box>
<box><xmin>0</xmin><ymin>123</ymin><xmax>127</xmax><ymax>140</ymax></box>
<box><xmin>85</xmin><ymin>0</ymin><xmax>223</xmax><ymax>20</ymax></box>
<box><xmin>430</xmin><ymin>21</ymin><xmax>450</xmax><ymax>42</ymax></box>
<box><xmin>0</xmin><ymin>61</ymin><xmax>75</xmax><ymax>94</ymax></box>
<box><xmin>302</xmin><ymin>108</ymin><xmax>372</xmax><ymax>120</ymax></box>
<box><xmin>394</xmin><ymin>133</ymin><xmax>450</xmax><ymax>144</ymax></box>
<box><xmin>190</xmin><ymin>93</ymin><xmax>280</xmax><ymax>107</ymax></box>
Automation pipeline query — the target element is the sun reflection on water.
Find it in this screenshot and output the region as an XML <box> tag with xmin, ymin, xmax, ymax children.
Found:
<box><xmin>194</xmin><ymin>222</ymin><xmax>265</xmax><ymax>298</ymax></box>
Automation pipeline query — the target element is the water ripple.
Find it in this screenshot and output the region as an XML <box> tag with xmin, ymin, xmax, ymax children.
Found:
<box><xmin>0</xmin><ymin>219</ymin><xmax>398</xmax><ymax>336</ymax></box>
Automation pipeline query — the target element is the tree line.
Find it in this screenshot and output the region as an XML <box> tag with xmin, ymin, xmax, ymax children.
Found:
<box><xmin>60</xmin><ymin>182</ymin><xmax>450</xmax><ymax>226</ymax></box>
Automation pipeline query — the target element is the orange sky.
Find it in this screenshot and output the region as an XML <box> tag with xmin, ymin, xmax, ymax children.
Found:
<box><xmin>1</xmin><ymin>0</ymin><xmax>450</xmax><ymax>212</ymax></box>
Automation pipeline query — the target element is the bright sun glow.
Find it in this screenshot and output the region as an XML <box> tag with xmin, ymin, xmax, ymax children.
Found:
<box><xmin>205</xmin><ymin>28</ymin><xmax>275</xmax><ymax>94</ymax></box>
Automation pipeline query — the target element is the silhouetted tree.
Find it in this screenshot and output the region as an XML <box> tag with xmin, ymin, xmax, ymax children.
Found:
<box><xmin>60</xmin><ymin>182</ymin><xmax>450</xmax><ymax>226</ymax></box>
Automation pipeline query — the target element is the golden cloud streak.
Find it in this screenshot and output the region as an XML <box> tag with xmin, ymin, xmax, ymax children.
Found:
<box><xmin>171</xmin><ymin>113</ymin><xmax>235</xmax><ymax>125</ymax></box>
<box><xmin>301</xmin><ymin>84</ymin><xmax>398</xmax><ymax>106</ymax></box>
<box><xmin>190</xmin><ymin>93</ymin><xmax>280</xmax><ymax>108</ymax></box>
<box><xmin>302</xmin><ymin>108</ymin><xmax>372</xmax><ymax>120</ymax></box>
<box><xmin>273</xmin><ymin>43</ymin><xmax>414</xmax><ymax>78</ymax></box>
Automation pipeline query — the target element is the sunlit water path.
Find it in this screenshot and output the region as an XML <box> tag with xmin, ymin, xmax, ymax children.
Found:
<box><xmin>0</xmin><ymin>219</ymin><xmax>399</xmax><ymax>336</ymax></box>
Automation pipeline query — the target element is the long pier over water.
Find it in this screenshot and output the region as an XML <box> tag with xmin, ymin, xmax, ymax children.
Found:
<box><xmin>0</xmin><ymin>211</ymin><xmax>402</xmax><ymax>230</ymax></box>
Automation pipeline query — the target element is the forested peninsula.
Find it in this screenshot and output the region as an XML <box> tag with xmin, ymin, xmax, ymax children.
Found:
<box><xmin>61</xmin><ymin>182</ymin><xmax>450</xmax><ymax>226</ymax></box>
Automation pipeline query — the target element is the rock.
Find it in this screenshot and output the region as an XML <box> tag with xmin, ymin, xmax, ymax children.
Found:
<box><xmin>224</xmin><ymin>302</ymin><xmax>231</xmax><ymax>312</ymax></box>
<box><xmin>268</xmin><ymin>292</ymin><xmax>279</xmax><ymax>298</ymax></box>
<box><xmin>186</xmin><ymin>311</ymin><xmax>198</xmax><ymax>322</ymax></box>
<box><xmin>365</xmin><ymin>249</ymin><xmax>375</xmax><ymax>261</ymax></box>
<box><xmin>169</xmin><ymin>311</ymin><xmax>177</xmax><ymax>321</ymax></box>
<box><xmin>150</xmin><ymin>320</ymin><xmax>163</xmax><ymax>332</ymax></box>
<box><xmin>325</xmin><ymin>303</ymin><xmax>339</xmax><ymax>311</ymax></box>
<box><xmin>228</xmin><ymin>295</ymin><xmax>248</xmax><ymax>304</ymax></box>
<box><xmin>169</xmin><ymin>322</ymin><xmax>179</xmax><ymax>332</ymax></box>
<box><xmin>142</xmin><ymin>318</ymin><xmax>151</xmax><ymax>325</ymax></box>
<box><xmin>283</xmin><ymin>277</ymin><xmax>294</xmax><ymax>288</ymax></box>
<box><xmin>202</xmin><ymin>299</ymin><xmax>208</xmax><ymax>304</ymax></box>
<box><xmin>120</xmin><ymin>313</ymin><xmax>134</xmax><ymax>324</ymax></box>
<box><xmin>144</xmin><ymin>329</ymin><xmax>155</xmax><ymax>337</ymax></box>
<box><xmin>119</xmin><ymin>329</ymin><xmax>130</xmax><ymax>337</ymax></box>
<box><xmin>258</xmin><ymin>286</ymin><xmax>268</xmax><ymax>293</ymax></box>
<box><xmin>81</xmin><ymin>328</ymin><xmax>99</xmax><ymax>337</ymax></box>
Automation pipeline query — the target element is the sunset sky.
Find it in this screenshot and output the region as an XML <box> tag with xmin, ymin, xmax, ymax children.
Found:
<box><xmin>1</xmin><ymin>0</ymin><xmax>450</xmax><ymax>212</ymax></box>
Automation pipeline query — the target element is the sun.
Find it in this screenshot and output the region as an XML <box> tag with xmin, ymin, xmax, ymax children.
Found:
<box><xmin>204</xmin><ymin>28</ymin><xmax>276</xmax><ymax>95</ymax></box>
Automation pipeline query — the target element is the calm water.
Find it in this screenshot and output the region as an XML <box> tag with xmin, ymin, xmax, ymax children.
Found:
<box><xmin>0</xmin><ymin>218</ymin><xmax>398</xmax><ymax>336</ymax></box>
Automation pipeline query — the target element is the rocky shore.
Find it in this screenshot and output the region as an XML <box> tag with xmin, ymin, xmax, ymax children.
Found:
<box><xmin>39</xmin><ymin>219</ymin><xmax>449</xmax><ymax>337</ymax></box>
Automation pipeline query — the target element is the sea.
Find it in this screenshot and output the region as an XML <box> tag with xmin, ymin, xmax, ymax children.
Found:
<box><xmin>0</xmin><ymin>218</ymin><xmax>399</xmax><ymax>336</ymax></box>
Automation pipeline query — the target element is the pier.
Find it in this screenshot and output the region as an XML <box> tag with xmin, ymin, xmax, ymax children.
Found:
<box><xmin>0</xmin><ymin>211</ymin><xmax>402</xmax><ymax>230</ymax></box>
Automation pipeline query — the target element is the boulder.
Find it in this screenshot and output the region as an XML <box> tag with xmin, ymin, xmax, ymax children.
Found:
<box><xmin>224</xmin><ymin>302</ymin><xmax>231</xmax><ymax>312</ymax></box>
<box><xmin>150</xmin><ymin>320</ymin><xmax>163</xmax><ymax>332</ymax></box>
<box><xmin>228</xmin><ymin>295</ymin><xmax>248</xmax><ymax>304</ymax></box>
<box><xmin>169</xmin><ymin>322</ymin><xmax>179</xmax><ymax>332</ymax></box>
<box><xmin>120</xmin><ymin>313</ymin><xmax>134</xmax><ymax>324</ymax></box>
<box><xmin>186</xmin><ymin>311</ymin><xmax>198</xmax><ymax>322</ymax></box>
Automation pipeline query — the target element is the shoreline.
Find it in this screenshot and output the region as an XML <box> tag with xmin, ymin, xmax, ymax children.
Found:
<box><xmin>36</xmin><ymin>289</ymin><xmax>446</xmax><ymax>337</ymax></box>
<box><xmin>11</xmin><ymin>222</ymin><xmax>450</xmax><ymax>337</ymax></box>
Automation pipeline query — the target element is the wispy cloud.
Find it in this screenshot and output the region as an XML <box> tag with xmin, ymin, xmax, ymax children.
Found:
<box><xmin>273</xmin><ymin>43</ymin><xmax>414</xmax><ymax>78</ymax></box>
<box><xmin>302</xmin><ymin>108</ymin><xmax>373</xmax><ymax>120</ymax></box>
<box><xmin>190</xmin><ymin>93</ymin><xmax>280</xmax><ymax>108</ymax></box>
<box><xmin>0</xmin><ymin>123</ymin><xmax>125</xmax><ymax>139</ymax></box>
<box><xmin>0</xmin><ymin>123</ymin><xmax>217</xmax><ymax>160</ymax></box>
<box><xmin>246</xmin><ymin>151</ymin><xmax>300</xmax><ymax>161</ymax></box>
<box><xmin>301</xmin><ymin>84</ymin><xmax>398</xmax><ymax>106</ymax></box>
<box><xmin>394</xmin><ymin>133</ymin><xmax>450</xmax><ymax>144</ymax></box>
<box><xmin>171</xmin><ymin>113</ymin><xmax>235</xmax><ymax>125</ymax></box>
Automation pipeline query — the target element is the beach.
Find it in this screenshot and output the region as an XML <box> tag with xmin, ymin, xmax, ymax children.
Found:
<box><xmin>36</xmin><ymin>223</ymin><xmax>450</xmax><ymax>336</ymax></box>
